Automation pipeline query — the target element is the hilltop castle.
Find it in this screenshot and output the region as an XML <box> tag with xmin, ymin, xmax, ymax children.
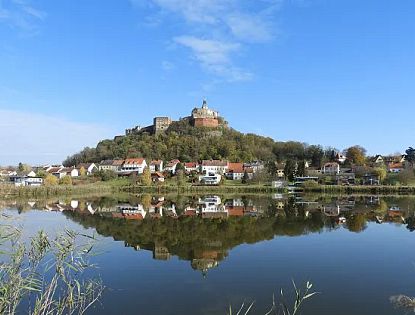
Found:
<box><xmin>125</xmin><ymin>100</ymin><xmax>225</xmax><ymax>136</ymax></box>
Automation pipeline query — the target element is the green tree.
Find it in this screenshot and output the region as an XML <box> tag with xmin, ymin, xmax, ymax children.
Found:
<box><xmin>176</xmin><ymin>170</ymin><xmax>186</xmax><ymax>187</ymax></box>
<box><xmin>242</xmin><ymin>171</ymin><xmax>249</xmax><ymax>184</ymax></box>
<box><xmin>373</xmin><ymin>167</ymin><xmax>387</xmax><ymax>183</ymax></box>
<box><xmin>266</xmin><ymin>161</ymin><xmax>278</xmax><ymax>179</ymax></box>
<box><xmin>141</xmin><ymin>167</ymin><xmax>152</xmax><ymax>186</ymax></box>
<box><xmin>44</xmin><ymin>174</ymin><xmax>58</xmax><ymax>186</ymax></box>
<box><xmin>405</xmin><ymin>147</ymin><xmax>415</xmax><ymax>167</ymax></box>
<box><xmin>284</xmin><ymin>160</ymin><xmax>297</xmax><ymax>182</ymax></box>
<box><xmin>297</xmin><ymin>160</ymin><xmax>306</xmax><ymax>177</ymax></box>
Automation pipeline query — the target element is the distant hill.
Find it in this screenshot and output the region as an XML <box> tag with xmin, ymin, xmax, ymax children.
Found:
<box><xmin>63</xmin><ymin>118</ymin><xmax>329</xmax><ymax>167</ymax></box>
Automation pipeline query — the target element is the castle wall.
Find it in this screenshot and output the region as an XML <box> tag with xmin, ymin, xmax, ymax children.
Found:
<box><xmin>193</xmin><ymin>118</ymin><xmax>219</xmax><ymax>128</ymax></box>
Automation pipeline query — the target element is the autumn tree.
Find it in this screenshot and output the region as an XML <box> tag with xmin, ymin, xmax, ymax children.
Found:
<box><xmin>373</xmin><ymin>167</ymin><xmax>387</xmax><ymax>183</ymax></box>
<box><xmin>59</xmin><ymin>176</ymin><xmax>73</xmax><ymax>186</ymax></box>
<box><xmin>141</xmin><ymin>167</ymin><xmax>152</xmax><ymax>186</ymax></box>
<box><xmin>345</xmin><ymin>146</ymin><xmax>367</xmax><ymax>165</ymax></box>
<box><xmin>44</xmin><ymin>174</ymin><xmax>58</xmax><ymax>186</ymax></box>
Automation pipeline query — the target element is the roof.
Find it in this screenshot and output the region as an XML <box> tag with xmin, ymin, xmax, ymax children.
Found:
<box><xmin>61</xmin><ymin>167</ymin><xmax>77</xmax><ymax>173</ymax></box>
<box><xmin>166</xmin><ymin>159</ymin><xmax>180</xmax><ymax>167</ymax></box>
<box><xmin>77</xmin><ymin>163</ymin><xmax>96</xmax><ymax>169</ymax></box>
<box><xmin>324</xmin><ymin>162</ymin><xmax>340</xmax><ymax>167</ymax></box>
<box><xmin>184</xmin><ymin>162</ymin><xmax>198</xmax><ymax>168</ymax></box>
<box><xmin>150</xmin><ymin>160</ymin><xmax>163</xmax><ymax>166</ymax></box>
<box><xmin>152</xmin><ymin>172</ymin><xmax>165</xmax><ymax>178</ymax></box>
<box><xmin>124</xmin><ymin>158</ymin><xmax>146</xmax><ymax>165</ymax></box>
<box><xmin>227</xmin><ymin>162</ymin><xmax>244</xmax><ymax>173</ymax></box>
<box><xmin>388</xmin><ymin>162</ymin><xmax>403</xmax><ymax>169</ymax></box>
<box><xmin>202</xmin><ymin>160</ymin><xmax>228</xmax><ymax>167</ymax></box>
<box><xmin>48</xmin><ymin>167</ymin><xmax>63</xmax><ymax>173</ymax></box>
<box><xmin>113</xmin><ymin>159</ymin><xmax>124</xmax><ymax>166</ymax></box>
<box><xmin>100</xmin><ymin>160</ymin><xmax>114</xmax><ymax>166</ymax></box>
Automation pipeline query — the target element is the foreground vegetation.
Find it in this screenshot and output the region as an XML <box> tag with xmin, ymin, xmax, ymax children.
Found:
<box><xmin>0</xmin><ymin>217</ymin><xmax>103</xmax><ymax>314</ymax></box>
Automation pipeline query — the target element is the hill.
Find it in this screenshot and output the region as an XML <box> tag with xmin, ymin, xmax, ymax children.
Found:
<box><xmin>63</xmin><ymin>118</ymin><xmax>329</xmax><ymax>167</ymax></box>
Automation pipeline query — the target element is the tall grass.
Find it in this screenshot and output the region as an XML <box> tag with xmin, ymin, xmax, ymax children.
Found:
<box><xmin>0</xmin><ymin>216</ymin><xmax>104</xmax><ymax>314</ymax></box>
<box><xmin>228</xmin><ymin>281</ymin><xmax>318</xmax><ymax>315</ymax></box>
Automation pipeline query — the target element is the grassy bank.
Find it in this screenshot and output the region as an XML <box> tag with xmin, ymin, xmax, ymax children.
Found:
<box><xmin>0</xmin><ymin>178</ymin><xmax>130</xmax><ymax>198</ymax></box>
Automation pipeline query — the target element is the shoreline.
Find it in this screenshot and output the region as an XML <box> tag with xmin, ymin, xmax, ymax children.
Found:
<box><xmin>1</xmin><ymin>182</ymin><xmax>415</xmax><ymax>198</ymax></box>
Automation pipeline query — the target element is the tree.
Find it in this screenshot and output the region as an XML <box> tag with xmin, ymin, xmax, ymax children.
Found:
<box><xmin>284</xmin><ymin>160</ymin><xmax>297</xmax><ymax>182</ymax></box>
<box><xmin>96</xmin><ymin>170</ymin><xmax>117</xmax><ymax>181</ymax></box>
<box><xmin>44</xmin><ymin>174</ymin><xmax>58</xmax><ymax>186</ymax></box>
<box><xmin>176</xmin><ymin>170</ymin><xmax>186</xmax><ymax>187</ymax></box>
<box><xmin>59</xmin><ymin>176</ymin><xmax>73</xmax><ymax>186</ymax></box>
<box><xmin>405</xmin><ymin>147</ymin><xmax>415</xmax><ymax>167</ymax></box>
<box><xmin>397</xmin><ymin>169</ymin><xmax>415</xmax><ymax>185</ymax></box>
<box><xmin>79</xmin><ymin>167</ymin><xmax>87</xmax><ymax>177</ymax></box>
<box><xmin>266</xmin><ymin>161</ymin><xmax>278</xmax><ymax>179</ymax></box>
<box><xmin>141</xmin><ymin>167</ymin><xmax>152</xmax><ymax>186</ymax></box>
<box><xmin>297</xmin><ymin>160</ymin><xmax>306</xmax><ymax>177</ymax></box>
<box><xmin>242</xmin><ymin>171</ymin><xmax>249</xmax><ymax>184</ymax></box>
<box><xmin>345</xmin><ymin>146</ymin><xmax>367</xmax><ymax>165</ymax></box>
<box><xmin>373</xmin><ymin>167</ymin><xmax>387</xmax><ymax>183</ymax></box>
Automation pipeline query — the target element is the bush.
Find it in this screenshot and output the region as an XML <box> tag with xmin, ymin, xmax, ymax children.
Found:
<box><xmin>96</xmin><ymin>170</ymin><xmax>117</xmax><ymax>181</ymax></box>
<box><xmin>59</xmin><ymin>176</ymin><xmax>73</xmax><ymax>185</ymax></box>
<box><xmin>44</xmin><ymin>174</ymin><xmax>58</xmax><ymax>186</ymax></box>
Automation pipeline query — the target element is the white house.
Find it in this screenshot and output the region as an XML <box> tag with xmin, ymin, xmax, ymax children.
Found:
<box><xmin>184</xmin><ymin>162</ymin><xmax>199</xmax><ymax>173</ymax></box>
<box><xmin>61</xmin><ymin>167</ymin><xmax>79</xmax><ymax>177</ymax></box>
<box><xmin>77</xmin><ymin>163</ymin><xmax>98</xmax><ymax>175</ymax></box>
<box><xmin>226</xmin><ymin>163</ymin><xmax>245</xmax><ymax>180</ymax></box>
<box><xmin>322</xmin><ymin>162</ymin><xmax>340</xmax><ymax>175</ymax></box>
<box><xmin>165</xmin><ymin>159</ymin><xmax>180</xmax><ymax>174</ymax></box>
<box><xmin>14</xmin><ymin>177</ymin><xmax>43</xmax><ymax>187</ymax></box>
<box><xmin>149</xmin><ymin>160</ymin><xmax>164</xmax><ymax>173</ymax></box>
<box><xmin>201</xmin><ymin>160</ymin><xmax>228</xmax><ymax>175</ymax></box>
<box><xmin>121</xmin><ymin>158</ymin><xmax>147</xmax><ymax>174</ymax></box>
<box><xmin>198</xmin><ymin>173</ymin><xmax>222</xmax><ymax>185</ymax></box>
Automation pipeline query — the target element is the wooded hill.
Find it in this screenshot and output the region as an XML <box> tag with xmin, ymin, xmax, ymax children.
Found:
<box><xmin>63</xmin><ymin>120</ymin><xmax>332</xmax><ymax>167</ymax></box>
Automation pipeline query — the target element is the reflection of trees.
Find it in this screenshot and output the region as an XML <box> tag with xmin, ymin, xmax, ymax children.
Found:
<box><xmin>346</xmin><ymin>214</ymin><xmax>367</xmax><ymax>233</ymax></box>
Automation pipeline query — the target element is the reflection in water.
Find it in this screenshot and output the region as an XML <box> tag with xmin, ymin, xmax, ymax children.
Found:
<box><xmin>3</xmin><ymin>194</ymin><xmax>415</xmax><ymax>277</ymax></box>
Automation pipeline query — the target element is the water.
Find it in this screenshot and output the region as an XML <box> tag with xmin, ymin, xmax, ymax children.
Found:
<box><xmin>1</xmin><ymin>194</ymin><xmax>415</xmax><ymax>315</ymax></box>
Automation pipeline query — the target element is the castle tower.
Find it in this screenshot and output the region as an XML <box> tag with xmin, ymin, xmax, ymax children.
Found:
<box><xmin>202</xmin><ymin>99</ymin><xmax>208</xmax><ymax>109</ymax></box>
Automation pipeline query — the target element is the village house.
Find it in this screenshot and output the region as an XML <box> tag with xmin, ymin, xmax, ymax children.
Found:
<box><xmin>77</xmin><ymin>163</ymin><xmax>98</xmax><ymax>175</ymax></box>
<box><xmin>98</xmin><ymin>160</ymin><xmax>124</xmax><ymax>172</ymax></box>
<box><xmin>120</xmin><ymin>158</ymin><xmax>147</xmax><ymax>174</ymax></box>
<box><xmin>149</xmin><ymin>160</ymin><xmax>164</xmax><ymax>173</ymax></box>
<box><xmin>372</xmin><ymin>155</ymin><xmax>385</xmax><ymax>165</ymax></box>
<box><xmin>243</xmin><ymin>161</ymin><xmax>264</xmax><ymax>173</ymax></box>
<box><xmin>165</xmin><ymin>159</ymin><xmax>180</xmax><ymax>174</ymax></box>
<box><xmin>201</xmin><ymin>160</ymin><xmax>228</xmax><ymax>175</ymax></box>
<box><xmin>184</xmin><ymin>162</ymin><xmax>199</xmax><ymax>173</ymax></box>
<box><xmin>225</xmin><ymin>163</ymin><xmax>245</xmax><ymax>180</ymax></box>
<box><xmin>151</xmin><ymin>172</ymin><xmax>165</xmax><ymax>183</ymax></box>
<box><xmin>47</xmin><ymin>167</ymin><xmax>66</xmax><ymax>179</ymax></box>
<box><xmin>387</xmin><ymin>162</ymin><xmax>404</xmax><ymax>173</ymax></box>
<box><xmin>322</xmin><ymin>162</ymin><xmax>340</xmax><ymax>175</ymax></box>
<box><xmin>336</xmin><ymin>153</ymin><xmax>347</xmax><ymax>164</ymax></box>
<box><xmin>14</xmin><ymin>176</ymin><xmax>43</xmax><ymax>187</ymax></box>
<box><xmin>60</xmin><ymin>167</ymin><xmax>79</xmax><ymax>177</ymax></box>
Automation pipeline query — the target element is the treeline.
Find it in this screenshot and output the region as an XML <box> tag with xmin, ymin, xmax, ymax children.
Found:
<box><xmin>63</xmin><ymin>121</ymin><xmax>336</xmax><ymax>167</ymax></box>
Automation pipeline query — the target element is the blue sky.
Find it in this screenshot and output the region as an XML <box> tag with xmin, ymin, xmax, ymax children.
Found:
<box><xmin>1</xmin><ymin>0</ymin><xmax>414</xmax><ymax>165</ymax></box>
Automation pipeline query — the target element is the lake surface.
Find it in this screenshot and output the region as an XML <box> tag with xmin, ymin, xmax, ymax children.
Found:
<box><xmin>2</xmin><ymin>194</ymin><xmax>415</xmax><ymax>315</ymax></box>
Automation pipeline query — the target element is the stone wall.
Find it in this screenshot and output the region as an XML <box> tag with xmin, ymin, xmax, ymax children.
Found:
<box><xmin>193</xmin><ymin>118</ymin><xmax>219</xmax><ymax>128</ymax></box>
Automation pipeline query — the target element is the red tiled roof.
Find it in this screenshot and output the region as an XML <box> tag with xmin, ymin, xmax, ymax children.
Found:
<box><xmin>202</xmin><ymin>160</ymin><xmax>228</xmax><ymax>167</ymax></box>
<box><xmin>184</xmin><ymin>162</ymin><xmax>198</xmax><ymax>168</ymax></box>
<box><xmin>166</xmin><ymin>159</ymin><xmax>180</xmax><ymax>167</ymax></box>
<box><xmin>48</xmin><ymin>167</ymin><xmax>62</xmax><ymax>173</ymax></box>
<box><xmin>227</xmin><ymin>162</ymin><xmax>244</xmax><ymax>173</ymax></box>
<box><xmin>124</xmin><ymin>158</ymin><xmax>145</xmax><ymax>165</ymax></box>
<box><xmin>113</xmin><ymin>160</ymin><xmax>125</xmax><ymax>166</ymax></box>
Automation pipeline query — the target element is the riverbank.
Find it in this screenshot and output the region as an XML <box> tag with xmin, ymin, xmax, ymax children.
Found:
<box><xmin>122</xmin><ymin>184</ymin><xmax>280</xmax><ymax>194</ymax></box>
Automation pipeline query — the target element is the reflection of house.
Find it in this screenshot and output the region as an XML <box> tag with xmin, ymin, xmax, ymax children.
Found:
<box><xmin>322</xmin><ymin>205</ymin><xmax>340</xmax><ymax>217</ymax></box>
<box><xmin>153</xmin><ymin>245</ymin><xmax>171</xmax><ymax>260</ymax></box>
<box><xmin>198</xmin><ymin>196</ymin><xmax>227</xmax><ymax>218</ymax></box>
